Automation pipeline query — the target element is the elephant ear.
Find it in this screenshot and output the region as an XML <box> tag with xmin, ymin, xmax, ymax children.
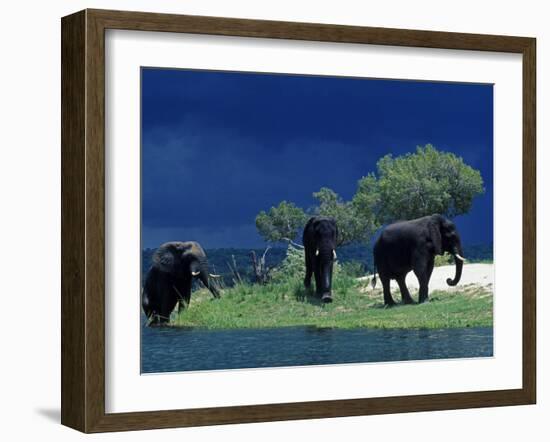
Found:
<box><xmin>428</xmin><ymin>217</ymin><xmax>443</xmax><ymax>255</ymax></box>
<box><xmin>152</xmin><ymin>243</ymin><xmax>179</xmax><ymax>273</ymax></box>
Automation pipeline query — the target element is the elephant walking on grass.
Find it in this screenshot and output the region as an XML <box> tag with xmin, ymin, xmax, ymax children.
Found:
<box><xmin>303</xmin><ymin>216</ymin><xmax>338</xmax><ymax>303</ymax></box>
<box><xmin>372</xmin><ymin>214</ymin><xmax>465</xmax><ymax>306</ymax></box>
<box><xmin>142</xmin><ymin>241</ymin><xmax>220</xmax><ymax>325</ymax></box>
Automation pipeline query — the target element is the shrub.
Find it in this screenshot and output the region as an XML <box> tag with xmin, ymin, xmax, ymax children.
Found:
<box><xmin>339</xmin><ymin>260</ymin><xmax>366</xmax><ymax>278</ymax></box>
<box><xmin>271</xmin><ymin>243</ymin><xmax>348</xmax><ymax>282</ymax></box>
<box><xmin>271</xmin><ymin>243</ymin><xmax>306</xmax><ymax>284</ymax></box>
<box><xmin>434</xmin><ymin>252</ymin><xmax>454</xmax><ymax>267</ymax></box>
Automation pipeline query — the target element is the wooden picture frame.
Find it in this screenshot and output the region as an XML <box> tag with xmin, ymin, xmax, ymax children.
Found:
<box><xmin>61</xmin><ymin>9</ymin><xmax>536</xmax><ymax>433</ymax></box>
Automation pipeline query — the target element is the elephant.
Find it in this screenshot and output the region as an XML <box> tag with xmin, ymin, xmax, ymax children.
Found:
<box><xmin>142</xmin><ymin>241</ymin><xmax>221</xmax><ymax>325</ymax></box>
<box><xmin>372</xmin><ymin>214</ymin><xmax>465</xmax><ymax>306</ymax></box>
<box><xmin>303</xmin><ymin>216</ymin><xmax>339</xmax><ymax>303</ymax></box>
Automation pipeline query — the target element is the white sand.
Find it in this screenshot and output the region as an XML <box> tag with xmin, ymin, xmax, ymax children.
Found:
<box><xmin>359</xmin><ymin>263</ymin><xmax>494</xmax><ymax>293</ymax></box>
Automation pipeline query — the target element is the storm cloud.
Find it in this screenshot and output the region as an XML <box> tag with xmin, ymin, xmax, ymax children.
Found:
<box><xmin>141</xmin><ymin>69</ymin><xmax>493</xmax><ymax>249</ymax></box>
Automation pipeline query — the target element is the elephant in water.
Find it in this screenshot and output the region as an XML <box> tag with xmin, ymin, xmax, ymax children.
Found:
<box><xmin>372</xmin><ymin>214</ymin><xmax>465</xmax><ymax>306</ymax></box>
<box><xmin>142</xmin><ymin>241</ymin><xmax>220</xmax><ymax>325</ymax></box>
<box><xmin>303</xmin><ymin>216</ymin><xmax>338</xmax><ymax>303</ymax></box>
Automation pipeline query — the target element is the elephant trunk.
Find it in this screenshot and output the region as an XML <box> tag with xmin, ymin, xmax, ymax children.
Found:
<box><xmin>198</xmin><ymin>258</ymin><xmax>221</xmax><ymax>299</ymax></box>
<box><xmin>446</xmin><ymin>245</ymin><xmax>464</xmax><ymax>286</ymax></box>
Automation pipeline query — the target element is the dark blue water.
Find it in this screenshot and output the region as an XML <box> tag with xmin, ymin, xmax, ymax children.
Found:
<box><xmin>141</xmin><ymin>326</ymin><xmax>493</xmax><ymax>374</ymax></box>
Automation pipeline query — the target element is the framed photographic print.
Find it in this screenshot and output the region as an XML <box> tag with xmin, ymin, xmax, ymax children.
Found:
<box><xmin>61</xmin><ymin>9</ymin><xmax>536</xmax><ymax>433</ymax></box>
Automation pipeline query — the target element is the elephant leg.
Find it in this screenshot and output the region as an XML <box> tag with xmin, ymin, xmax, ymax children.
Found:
<box><xmin>396</xmin><ymin>275</ymin><xmax>414</xmax><ymax>304</ymax></box>
<box><xmin>159</xmin><ymin>280</ymin><xmax>178</xmax><ymax>322</ymax></box>
<box><xmin>304</xmin><ymin>252</ymin><xmax>313</xmax><ymax>290</ymax></box>
<box><xmin>313</xmin><ymin>258</ymin><xmax>322</xmax><ymax>296</ymax></box>
<box><xmin>417</xmin><ymin>280</ymin><xmax>429</xmax><ymax>303</ymax></box>
<box><xmin>381</xmin><ymin>274</ymin><xmax>395</xmax><ymax>306</ymax></box>
<box><xmin>175</xmin><ymin>279</ymin><xmax>192</xmax><ymax>313</ymax></box>
<box><xmin>420</xmin><ymin>257</ymin><xmax>435</xmax><ymax>303</ymax></box>
<box><xmin>184</xmin><ymin>281</ymin><xmax>192</xmax><ymax>305</ymax></box>
<box><xmin>145</xmin><ymin>269</ymin><xmax>175</xmax><ymax>324</ymax></box>
<box><xmin>141</xmin><ymin>288</ymin><xmax>152</xmax><ymax>319</ymax></box>
<box><xmin>414</xmin><ymin>257</ymin><xmax>433</xmax><ymax>304</ymax></box>
<box><xmin>143</xmin><ymin>269</ymin><xmax>160</xmax><ymax>322</ymax></box>
<box><xmin>426</xmin><ymin>256</ymin><xmax>435</xmax><ymax>281</ymax></box>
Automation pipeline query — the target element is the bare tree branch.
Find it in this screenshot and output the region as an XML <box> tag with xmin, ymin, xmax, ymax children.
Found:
<box><xmin>250</xmin><ymin>246</ymin><xmax>272</xmax><ymax>285</ymax></box>
<box><xmin>281</xmin><ymin>237</ymin><xmax>304</xmax><ymax>249</ymax></box>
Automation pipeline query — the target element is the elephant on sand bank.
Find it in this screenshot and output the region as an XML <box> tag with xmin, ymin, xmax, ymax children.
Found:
<box><xmin>373</xmin><ymin>214</ymin><xmax>465</xmax><ymax>306</ymax></box>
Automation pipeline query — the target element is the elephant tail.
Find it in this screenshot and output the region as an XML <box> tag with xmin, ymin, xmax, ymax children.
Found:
<box><xmin>371</xmin><ymin>265</ymin><xmax>377</xmax><ymax>289</ymax></box>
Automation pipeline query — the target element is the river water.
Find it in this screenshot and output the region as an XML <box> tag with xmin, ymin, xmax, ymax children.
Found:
<box><xmin>141</xmin><ymin>326</ymin><xmax>493</xmax><ymax>374</ymax></box>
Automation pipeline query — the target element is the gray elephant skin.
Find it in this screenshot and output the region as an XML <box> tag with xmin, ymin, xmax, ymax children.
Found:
<box><xmin>303</xmin><ymin>216</ymin><xmax>338</xmax><ymax>303</ymax></box>
<box><xmin>373</xmin><ymin>214</ymin><xmax>465</xmax><ymax>306</ymax></box>
<box><xmin>142</xmin><ymin>241</ymin><xmax>220</xmax><ymax>325</ymax></box>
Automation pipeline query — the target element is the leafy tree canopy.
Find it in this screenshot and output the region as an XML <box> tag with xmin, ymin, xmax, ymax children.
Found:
<box><xmin>313</xmin><ymin>187</ymin><xmax>377</xmax><ymax>246</ymax></box>
<box><xmin>255</xmin><ymin>144</ymin><xmax>484</xmax><ymax>246</ymax></box>
<box><xmin>255</xmin><ymin>201</ymin><xmax>308</xmax><ymax>243</ymax></box>
<box><xmin>351</xmin><ymin>173</ymin><xmax>380</xmax><ymax>236</ymax></box>
<box><xmin>356</xmin><ymin>144</ymin><xmax>484</xmax><ymax>223</ymax></box>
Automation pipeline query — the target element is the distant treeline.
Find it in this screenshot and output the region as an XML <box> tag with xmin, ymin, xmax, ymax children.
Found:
<box><xmin>141</xmin><ymin>243</ymin><xmax>493</xmax><ymax>286</ymax></box>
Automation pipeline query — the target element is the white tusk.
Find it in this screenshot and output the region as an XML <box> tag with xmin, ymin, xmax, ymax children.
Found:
<box><xmin>209</xmin><ymin>273</ymin><xmax>221</xmax><ymax>278</ymax></box>
<box><xmin>315</xmin><ymin>249</ymin><xmax>320</xmax><ymax>256</ymax></box>
<box><xmin>333</xmin><ymin>250</ymin><xmax>337</xmax><ymax>260</ymax></box>
<box><xmin>191</xmin><ymin>271</ymin><xmax>200</xmax><ymax>276</ymax></box>
<box><xmin>454</xmin><ymin>254</ymin><xmax>466</xmax><ymax>262</ymax></box>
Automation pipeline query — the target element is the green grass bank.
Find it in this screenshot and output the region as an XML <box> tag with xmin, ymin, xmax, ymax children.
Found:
<box><xmin>171</xmin><ymin>275</ymin><xmax>493</xmax><ymax>330</ymax></box>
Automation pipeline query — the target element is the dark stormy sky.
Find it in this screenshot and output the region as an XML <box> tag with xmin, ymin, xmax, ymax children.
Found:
<box><xmin>141</xmin><ymin>68</ymin><xmax>493</xmax><ymax>249</ymax></box>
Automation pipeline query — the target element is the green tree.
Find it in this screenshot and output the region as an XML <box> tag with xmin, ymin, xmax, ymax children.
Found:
<box><xmin>351</xmin><ymin>173</ymin><xmax>380</xmax><ymax>235</ymax></box>
<box><xmin>355</xmin><ymin>144</ymin><xmax>484</xmax><ymax>223</ymax></box>
<box><xmin>255</xmin><ymin>201</ymin><xmax>308</xmax><ymax>243</ymax></box>
<box><xmin>313</xmin><ymin>187</ymin><xmax>376</xmax><ymax>246</ymax></box>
